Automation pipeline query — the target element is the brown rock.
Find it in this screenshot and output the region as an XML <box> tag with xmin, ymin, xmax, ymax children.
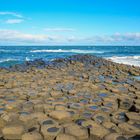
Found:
<box><xmin>49</xmin><ymin>110</ymin><xmax>72</xmax><ymax>121</ymax></box>
<box><xmin>89</xmin><ymin>122</ymin><xmax>110</xmax><ymax>139</ymax></box>
<box><xmin>102</xmin><ymin>122</ymin><xmax>120</xmax><ymax>133</ymax></box>
<box><xmin>22</xmin><ymin>132</ymin><xmax>43</xmax><ymax>140</ymax></box>
<box><xmin>41</xmin><ymin>125</ymin><xmax>62</xmax><ymax>140</ymax></box>
<box><xmin>56</xmin><ymin>133</ymin><xmax>77</xmax><ymax>140</ymax></box>
<box><xmin>126</xmin><ymin>112</ymin><xmax>140</xmax><ymax>121</ymax></box>
<box><xmin>104</xmin><ymin>133</ymin><xmax>127</xmax><ymax>140</ymax></box>
<box><xmin>92</xmin><ymin>112</ymin><xmax>110</xmax><ymax>124</ymax></box>
<box><xmin>2</xmin><ymin>124</ymin><xmax>25</xmax><ymax>139</ymax></box>
<box><xmin>118</xmin><ymin>123</ymin><xmax>140</xmax><ymax>135</ymax></box>
<box><xmin>50</xmin><ymin>91</ymin><xmax>63</xmax><ymax>97</ymax></box>
<box><xmin>119</xmin><ymin>98</ymin><xmax>133</xmax><ymax>110</ymax></box>
<box><xmin>111</xmin><ymin>111</ymin><xmax>128</xmax><ymax>124</ymax></box>
<box><xmin>65</xmin><ymin>123</ymin><xmax>88</xmax><ymax>140</ymax></box>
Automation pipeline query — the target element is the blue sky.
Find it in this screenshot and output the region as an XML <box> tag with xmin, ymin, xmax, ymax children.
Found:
<box><xmin>0</xmin><ymin>0</ymin><xmax>140</xmax><ymax>45</ymax></box>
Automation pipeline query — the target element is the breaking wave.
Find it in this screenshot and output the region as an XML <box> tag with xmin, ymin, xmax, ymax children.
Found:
<box><xmin>105</xmin><ymin>56</ymin><xmax>140</xmax><ymax>67</ymax></box>
<box><xmin>0</xmin><ymin>58</ymin><xmax>19</xmax><ymax>63</ymax></box>
<box><xmin>30</xmin><ymin>49</ymin><xmax>104</xmax><ymax>54</ymax></box>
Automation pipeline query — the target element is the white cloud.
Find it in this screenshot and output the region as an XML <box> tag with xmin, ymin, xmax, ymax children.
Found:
<box><xmin>0</xmin><ymin>29</ymin><xmax>53</xmax><ymax>45</ymax></box>
<box><xmin>44</xmin><ymin>28</ymin><xmax>75</xmax><ymax>32</ymax></box>
<box><xmin>0</xmin><ymin>11</ymin><xmax>25</xmax><ymax>24</ymax></box>
<box><xmin>5</xmin><ymin>19</ymin><xmax>24</xmax><ymax>24</ymax></box>
<box><xmin>79</xmin><ymin>33</ymin><xmax>140</xmax><ymax>44</ymax></box>
<box><xmin>111</xmin><ymin>33</ymin><xmax>140</xmax><ymax>41</ymax></box>
<box><xmin>0</xmin><ymin>29</ymin><xmax>140</xmax><ymax>45</ymax></box>
<box><xmin>0</xmin><ymin>12</ymin><xmax>23</xmax><ymax>18</ymax></box>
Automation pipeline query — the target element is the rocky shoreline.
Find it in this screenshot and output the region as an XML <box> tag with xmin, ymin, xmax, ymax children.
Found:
<box><xmin>0</xmin><ymin>54</ymin><xmax>140</xmax><ymax>140</ymax></box>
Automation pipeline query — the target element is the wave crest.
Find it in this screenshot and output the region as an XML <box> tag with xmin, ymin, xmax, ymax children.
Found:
<box><xmin>30</xmin><ymin>49</ymin><xmax>104</xmax><ymax>54</ymax></box>
<box><xmin>0</xmin><ymin>58</ymin><xmax>19</xmax><ymax>63</ymax></box>
<box><xmin>105</xmin><ymin>56</ymin><xmax>140</xmax><ymax>66</ymax></box>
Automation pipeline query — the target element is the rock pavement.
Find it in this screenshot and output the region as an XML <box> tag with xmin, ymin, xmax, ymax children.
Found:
<box><xmin>0</xmin><ymin>55</ymin><xmax>140</xmax><ymax>140</ymax></box>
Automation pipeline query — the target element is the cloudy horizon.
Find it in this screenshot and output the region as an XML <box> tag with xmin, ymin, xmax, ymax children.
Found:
<box><xmin>0</xmin><ymin>0</ymin><xmax>140</xmax><ymax>45</ymax></box>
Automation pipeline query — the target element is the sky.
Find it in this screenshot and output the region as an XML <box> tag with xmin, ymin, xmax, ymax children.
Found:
<box><xmin>0</xmin><ymin>0</ymin><xmax>140</xmax><ymax>45</ymax></box>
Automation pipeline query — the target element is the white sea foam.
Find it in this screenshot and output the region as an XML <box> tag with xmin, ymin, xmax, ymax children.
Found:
<box><xmin>105</xmin><ymin>56</ymin><xmax>140</xmax><ymax>67</ymax></box>
<box><xmin>25</xmin><ymin>57</ymin><xmax>30</xmax><ymax>61</ymax></box>
<box><xmin>30</xmin><ymin>49</ymin><xmax>104</xmax><ymax>54</ymax></box>
<box><xmin>0</xmin><ymin>58</ymin><xmax>19</xmax><ymax>63</ymax></box>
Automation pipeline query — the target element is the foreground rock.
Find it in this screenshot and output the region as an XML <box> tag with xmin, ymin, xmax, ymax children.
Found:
<box><xmin>0</xmin><ymin>54</ymin><xmax>140</xmax><ymax>140</ymax></box>
<box><xmin>2</xmin><ymin>123</ymin><xmax>25</xmax><ymax>139</ymax></box>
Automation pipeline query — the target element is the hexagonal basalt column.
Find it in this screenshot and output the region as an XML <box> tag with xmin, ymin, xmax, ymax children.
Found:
<box><xmin>56</xmin><ymin>133</ymin><xmax>77</xmax><ymax>140</ymax></box>
<box><xmin>111</xmin><ymin>111</ymin><xmax>128</xmax><ymax>124</ymax></box>
<box><xmin>49</xmin><ymin>110</ymin><xmax>73</xmax><ymax>122</ymax></box>
<box><xmin>104</xmin><ymin>133</ymin><xmax>127</xmax><ymax>140</ymax></box>
<box><xmin>65</xmin><ymin>123</ymin><xmax>88</xmax><ymax>140</ymax></box>
<box><xmin>118</xmin><ymin>123</ymin><xmax>140</xmax><ymax>135</ymax></box>
<box><xmin>89</xmin><ymin>123</ymin><xmax>110</xmax><ymax>140</ymax></box>
<box><xmin>2</xmin><ymin>123</ymin><xmax>25</xmax><ymax>140</ymax></box>
<box><xmin>41</xmin><ymin>125</ymin><xmax>63</xmax><ymax>140</ymax></box>
<box><xmin>22</xmin><ymin>132</ymin><xmax>43</xmax><ymax>140</ymax></box>
<box><xmin>40</xmin><ymin>118</ymin><xmax>58</xmax><ymax>127</ymax></box>
<box><xmin>92</xmin><ymin>112</ymin><xmax>110</xmax><ymax>124</ymax></box>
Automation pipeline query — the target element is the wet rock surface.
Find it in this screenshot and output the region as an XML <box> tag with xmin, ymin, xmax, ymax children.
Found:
<box><xmin>0</xmin><ymin>54</ymin><xmax>140</xmax><ymax>140</ymax></box>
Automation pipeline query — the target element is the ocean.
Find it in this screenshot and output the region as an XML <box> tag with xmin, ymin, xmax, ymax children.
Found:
<box><xmin>0</xmin><ymin>46</ymin><xmax>140</xmax><ymax>67</ymax></box>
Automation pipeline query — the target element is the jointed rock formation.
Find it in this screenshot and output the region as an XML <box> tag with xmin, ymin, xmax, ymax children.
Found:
<box><xmin>0</xmin><ymin>55</ymin><xmax>140</xmax><ymax>140</ymax></box>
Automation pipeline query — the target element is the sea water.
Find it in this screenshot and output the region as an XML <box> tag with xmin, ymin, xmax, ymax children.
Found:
<box><xmin>0</xmin><ymin>46</ymin><xmax>140</xmax><ymax>67</ymax></box>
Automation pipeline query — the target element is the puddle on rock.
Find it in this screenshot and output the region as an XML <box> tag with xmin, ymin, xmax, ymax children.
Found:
<box><xmin>47</xmin><ymin>127</ymin><xmax>59</xmax><ymax>132</ymax></box>
<box><xmin>43</xmin><ymin>120</ymin><xmax>54</xmax><ymax>125</ymax></box>
<box><xmin>75</xmin><ymin>119</ymin><xmax>85</xmax><ymax>125</ymax></box>
<box><xmin>82</xmin><ymin>112</ymin><xmax>93</xmax><ymax>118</ymax></box>
<box><xmin>88</xmin><ymin>105</ymin><xmax>99</xmax><ymax>111</ymax></box>
<box><xmin>98</xmin><ymin>93</ymin><xmax>108</xmax><ymax>98</ymax></box>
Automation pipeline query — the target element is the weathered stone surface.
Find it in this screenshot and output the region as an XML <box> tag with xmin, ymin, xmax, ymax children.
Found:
<box><xmin>40</xmin><ymin>118</ymin><xmax>58</xmax><ymax>127</ymax></box>
<box><xmin>119</xmin><ymin>98</ymin><xmax>133</xmax><ymax>110</ymax></box>
<box><xmin>49</xmin><ymin>111</ymin><xmax>72</xmax><ymax>121</ymax></box>
<box><xmin>102</xmin><ymin>122</ymin><xmax>120</xmax><ymax>133</ymax></box>
<box><xmin>1</xmin><ymin>55</ymin><xmax>140</xmax><ymax>140</ymax></box>
<box><xmin>50</xmin><ymin>91</ymin><xmax>63</xmax><ymax>97</ymax></box>
<box><xmin>104</xmin><ymin>133</ymin><xmax>127</xmax><ymax>140</ymax></box>
<box><xmin>2</xmin><ymin>124</ymin><xmax>25</xmax><ymax>139</ymax></box>
<box><xmin>22</xmin><ymin>132</ymin><xmax>43</xmax><ymax>140</ymax></box>
<box><xmin>0</xmin><ymin>131</ymin><xmax>3</xmax><ymax>139</ymax></box>
<box><xmin>65</xmin><ymin>123</ymin><xmax>88</xmax><ymax>140</ymax></box>
<box><xmin>118</xmin><ymin>123</ymin><xmax>140</xmax><ymax>135</ymax></box>
<box><xmin>111</xmin><ymin>111</ymin><xmax>128</xmax><ymax>124</ymax></box>
<box><xmin>41</xmin><ymin>125</ymin><xmax>62</xmax><ymax>140</ymax></box>
<box><xmin>30</xmin><ymin>112</ymin><xmax>48</xmax><ymax>121</ymax></box>
<box><xmin>0</xmin><ymin>118</ymin><xmax>6</xmax><ymax>129</ymax></box>
<box><xmin>126</xmin><ymin>112</ymin><xmax>140</xmax><ymax>121</ymax></box>
<box><xmin>89</xmin><ymin>122</ymin><xmax>110</xmax><ymax>139</ymax></box>
<box><xmin>56</xmin><ymin>133</ymin><xmax>77</xmax><ymax>140</ymax></box>
<box><xmin>92</xmin><ymin>112</ymin><xmax>110</xmax><ymax>124</ymax></box>
<box><xmin>19</xmin><ymin>112</ymin><xmax>32</xmax><ymax>122</ymax></box>
<box><xmin>33</xmin><ymin>104</ymin><xmax>44</xmax><ymax>112</ymax></box>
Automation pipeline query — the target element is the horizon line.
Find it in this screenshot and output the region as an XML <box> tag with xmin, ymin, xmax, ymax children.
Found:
<box><xmin>0</xmin><ymin>45</ymin><xmax>140</xmax><ymax>47</ymax></box>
